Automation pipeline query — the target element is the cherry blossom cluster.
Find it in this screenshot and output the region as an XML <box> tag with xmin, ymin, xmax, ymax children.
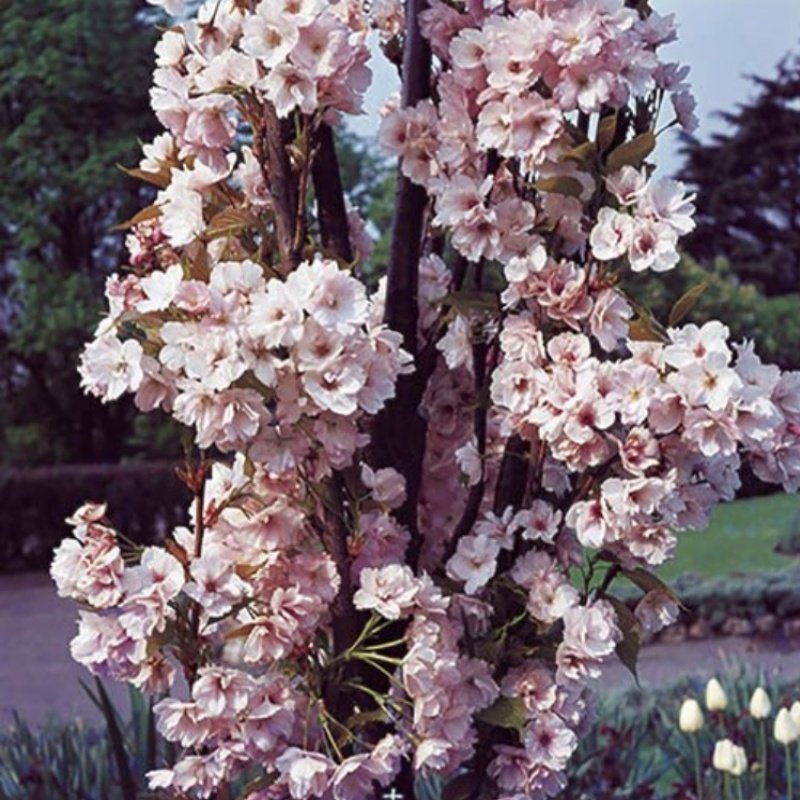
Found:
<box><xmin>50</xmin><ymin>1</ymin><xmax>800</xmax><ymax>799</ymax></box>
<box><xmin>79</xmin><ymin>252</ymin><xmax>411</xmax><ymax>471</ymax></box>
<box><xmin>381</xmin><ymin>0</ymin><xmax>697</xmax><ymax>272</ymax></box>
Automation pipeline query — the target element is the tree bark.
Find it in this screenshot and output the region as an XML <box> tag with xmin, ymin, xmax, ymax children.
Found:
<box><xmin>373</xmin><ymin>0</ymin><xmax>432</xmax><ymax>571</ymax></box>
<box><xmin>261</xmin><ymin>104</ymin><xmax>301</xmax><ymax>271</ymax></box>
<box><xmin>312</xmin><ymin>122</ymin><xmax>354</xmax><ymax>264</ymax></box>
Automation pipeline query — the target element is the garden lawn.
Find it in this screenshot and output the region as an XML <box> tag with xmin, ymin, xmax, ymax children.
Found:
<box><xmin>658</xmin><ymin>492</ymin><xmax>800</xmax><ymax>581</ymax></box>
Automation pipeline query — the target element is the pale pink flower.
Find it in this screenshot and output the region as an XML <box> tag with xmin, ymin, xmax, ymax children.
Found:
<box><xmin>276</xmin><ymin>749</ymin><xmax>334</xmax><ymax>800</ymax></box>
<box><xmin>360</xmin><ymin>464</ymin><xmax>407</xmax><ymax>508</ymax></box>
<box><xmin>589</xmin><ymin>208</ymin><xmax>634</xmax><ymax>261</ymax></box>
<box><xmin>240</xmin><ymin>6</ymin><xmax>299</xmax><ymax>68</ymax></box>
<box><xmin>446</xmin><ymin>534</ymin><xmax>501</xmax><ymax>595</ymax></box>
<box><xmin>590</xmin><ymin>289</ymin><xmax>632</xmax><ymax>352</ymax></box>
<box><xmin>79</xmin><ymin>334</ymin><xmax>144</xmax><ymax>402</ymax></box>
<box><xmin>353</xmin><ymin>564</ymin><xmax>420</xmax><ymax>620</ymax></box>
<box><xmin>260</xmin><ymin>64</ymin><xmax>318</xmax><ymax>117</ymax></box>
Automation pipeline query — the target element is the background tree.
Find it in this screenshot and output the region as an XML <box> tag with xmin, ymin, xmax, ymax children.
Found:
<box><xmin>625</xmin><ymin>256</ymin><xmax>800</xmax><ymax>371</ymax></box>
<box><xmin>678</xmin><ymin>49</ymin><xmax>800</xmax><ymax>296</ymax></box>
<box><xmin>0</xmin><ymin>0</ymin><xmax>171</xmax><ymax>465</ymax></box>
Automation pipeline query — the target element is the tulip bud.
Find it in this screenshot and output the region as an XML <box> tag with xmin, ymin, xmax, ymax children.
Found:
<box><xmin>679</xmin><ymin>698</ymin><xmax>704</xmax><ymax>733</ymax></box>
<box><xmin>713</xmin><ymin>739</ymin><xmax>736</xmax><ymax>772</ymax></box>
<box><xmin>750</xmin><ymin>687</ymin><xmax>772</xmax><ymax>719</ymax></box>
<box><xmin>730</xmin><ymin>744</ymin><xmax>748</xmax><ymax>777</ymax></box>
<box><xmin>790</xmin><ymin>700</ymin><xmax>800</xmax><ymax>729</ymax></box>
<box><xmin>705</xmin><ymin>677</ymin><xmax>728</xmax><ymax>711</ymax></box>
<box><xmin>775</xmin><ymin>707</ymin><xmax>799</xmax><ymax>745</ymax></box>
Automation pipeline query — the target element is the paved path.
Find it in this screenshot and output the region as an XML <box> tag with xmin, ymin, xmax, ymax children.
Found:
<box><xmin>0</xmin><ymin>572</ymin><xmax>128</xmax><ymax>728</ymax></box>
<box><xmin>3</xmin><ymin>572</ymin><xmax>800</xmax><ymax>728</ymax></box>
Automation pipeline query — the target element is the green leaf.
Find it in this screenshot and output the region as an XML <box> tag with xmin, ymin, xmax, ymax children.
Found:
<box><xmin>597</xmin><ymin>113</ymin><xmax>618</xmax><ymax>154</ymax></box>
<box><xmin>628</xmin><ymin>315</ymin><xmax>669</xmax><ymax>343</ymax></box>
<box><xmin>81</xmin><ymin>678</ymin><xmax>137</xmax><ymax>800</ymax></box>
<box><xmin>205</xmin><ymin>206</ymin><xmax>257</xmax><ymax>239</ymax></box>
<box><xmin>668</xmin><ymin>281</ymin><xmax>709</xmax><ymax>326</ymax></box>
<box><xmin>532</xmin><ymin>176</ymin><xmax>585</xmax><ymax>198</ymax></box>
<box><xmin>114</xmin><ymin>203</ymin><xmax>161</xmax><ymax>231</ymax></box>
<box><xmin>118</xmin><ymin>163</ymin><xmax>171</xmax><ymax>189</ymax></box>
<box><xmin>622</xmin><ymin>567</ymin><xmax>680</xmax><ymax>603</ymax></box>
<box><xmin>606</xmin><ymin>597</ymin><xmax>641</xmax><ymax>684</ymax></box>
<box><xmin>606</xmin><ymin>131</ymin><xmax>656</xmax><ymax>172</ymax></box>
<box><xmin>560</xmin><ymin>141</ymin><xmax>597</xmax><ymax>165</ymax></box>
<box><xmin>476</xmin><ymin>696</ymin><xmax>527</xmax><ymax>732</ymax></box>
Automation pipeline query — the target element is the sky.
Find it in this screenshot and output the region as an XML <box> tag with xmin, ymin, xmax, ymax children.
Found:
<box><xmin>348</xmin><ymin>0</ymin><xmax>800</xmax><ymax>179</ymax></box>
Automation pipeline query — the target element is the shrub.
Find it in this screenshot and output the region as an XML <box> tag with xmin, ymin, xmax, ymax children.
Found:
<box><xmin>0</xmin><ymin>462</ymin><xmax>190</xmax><ymax>572</ymax></box>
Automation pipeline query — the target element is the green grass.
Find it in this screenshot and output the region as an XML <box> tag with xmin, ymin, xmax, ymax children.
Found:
<box><xmin>658</xmin><ymin>492</ymin><xmax>800</xmax><ymax>581</ymax></box>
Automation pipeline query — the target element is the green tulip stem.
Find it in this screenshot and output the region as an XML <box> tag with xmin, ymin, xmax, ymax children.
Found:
<box><xmin>690</xmin><ymin>734</ymin><xmax>704</xmax><ymax>800</ymax></box>
<box><xmin>724</xmin><ymin>772</ymin><xmax>732</xmax><ymax>800</ymax></box>
<box><xmin>788</xmin><ymin>744</ymin><xmax>794</xmax><ymax>800</ymax></box>
<box><xmin>760</xmin><ymin>720</ymin><xmax>768</xmax><ymax>800</ymax></box>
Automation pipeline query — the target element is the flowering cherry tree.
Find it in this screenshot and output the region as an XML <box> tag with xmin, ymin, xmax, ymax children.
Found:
<box><xmin>51</xmin><ymin>0</ymin><xmax>800</xmax><ymax>798</ymax></box>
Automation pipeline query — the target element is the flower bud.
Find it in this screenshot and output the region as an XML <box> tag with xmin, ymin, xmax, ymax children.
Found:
<box><xmin>730</xmin><ymin>744</ymin><xmax>748</xmax><ymax>777</ymax></box>
<box><xmin>713</xmin><ymin>739</ymin><xmax>736</xmax><ymax>772</ymax></box>
<box><xmin>705</xmin><ymin>677</ymin><xmax>728</xmax><ymax>711</ymax></box>
<box><xmin>791</xmin><ymin>701</ymin><xmax>800</xmax><ymax>729</ymax></box>
<box><xmin>679</xmin><ymin>698</ymin><xmax>704</xmax><ymax>733</ymax></box>
<box><xmin>750</xmin><ymin>687</ymin><xmax>772</xmax><ymax>719</ymax></box>
<box><xmin>775</xmin><ymin>707</ymin><xmax>799</xmax><ymax>745</ymax></box>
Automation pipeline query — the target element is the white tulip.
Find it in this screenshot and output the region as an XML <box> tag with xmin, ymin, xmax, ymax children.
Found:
<box><xmin>730</xmin><ymin>744</ymin><xmax>748</xmax><ymax>777</ymax></box>
<box><xmin>775</xmin><ymin>707</ymin><xmax>799</xmax><ymax>745</ymax></box>
<box><xmin>713</xmin><ymin>739</ymin><xmax>736</xmax><ymax>772</ymax></box>
<box><xmin>750</xmin><ymin>687</ymin><xmax>772</xmax><ymax>719</ymax></box>
<box><xmin>790</xmin><ymin>700</ymin><xmax>800</xmax><ymax>729</ymax></box>
<box><xmin>679</xmin><ymin>698</ymin><xmax>705</xmax><ymax>733</ymax></box>
<box><xmin>705</xmin><ymin>677</ymin><xmax>728</xmax><ymax>711</ymax></box>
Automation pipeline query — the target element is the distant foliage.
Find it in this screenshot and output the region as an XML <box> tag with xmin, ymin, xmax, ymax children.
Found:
<box><xmin>678</xmin><ymin>51</ymin><xmax>800</xmax><ymax>296</ymax></box>
<box><xmin>0</xmin><ymin>0</ymin><xmax>172</xmax><ymax>465</ymax></box>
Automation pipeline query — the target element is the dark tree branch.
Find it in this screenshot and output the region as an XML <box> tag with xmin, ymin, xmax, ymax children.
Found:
<box><xmin>493</xmin><ymin>435</ymin><xmax>530</xmax><ymax>515</ymax></box>
<box><xmin>373</xmin><ymin>0</ymin><xmax>432</xmax><ymax>571</ymax></box>
<box><xmin>311</xmin><ymin>122</ymin><xmax>354</xmax><ymax>263</ymax></box>
<box><xmin>261</xmin><ymin>104</ymin><xmax>301</xmax><ymax>271</ymax></box>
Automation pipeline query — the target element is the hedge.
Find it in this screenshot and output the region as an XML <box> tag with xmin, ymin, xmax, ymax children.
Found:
<box><xmin>669</xmin><ymin>567</ymin><xmax>800</xmax><ymax>633</ymax></box>
<box><xmin>0</xmin><ymin>462</ymin><xmax>191</xmax><ymax>572</ymax></box>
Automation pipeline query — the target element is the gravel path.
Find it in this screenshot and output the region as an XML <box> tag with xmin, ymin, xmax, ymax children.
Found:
<box><xmin>3</xmin><ymin>572</ymin><xmax>800</xmax><ymax>728</ymax></box>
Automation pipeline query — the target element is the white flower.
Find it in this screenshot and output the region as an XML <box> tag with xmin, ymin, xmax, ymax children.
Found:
<box><xmin>791</xmin><ymin>701</ymin><xmax>800</xmax><ymax>729</ymax></box>
<box><xmin>79</xmin><ymin>334</ymin><xmax>144</xmax><ymax>402</ymax></box>
<box><xmin>750</xmin><ymin>686</ymin><xmax>772</xmax><ymax>720</ymax></box>
<box><xmin>138</xmin><ymin>265</ymin><xmax>184</xmax><ymax>313</ymax></box>
<box><xmin>705</xmin><ymin>677</ymin><xmax>728</xmax><ymax>711</ymax></box>
<box><xmin>729</xmin><ymin>745</ymin><xmax>748</xmax><ymax>776</ymax></box>
<box><xmin>678</xmin><ymin>698</ymin><xmax>704</xmax><ymax>733</ymax></box>
<box><xmin>712</xmin><ymin>739</ymin><xmax>735</xmax><ymax>772</ymax></box>
<box><xmin>774</xmin><ymin>708</ymin><xmax>799</xmax><ymax>745</ymax></box>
